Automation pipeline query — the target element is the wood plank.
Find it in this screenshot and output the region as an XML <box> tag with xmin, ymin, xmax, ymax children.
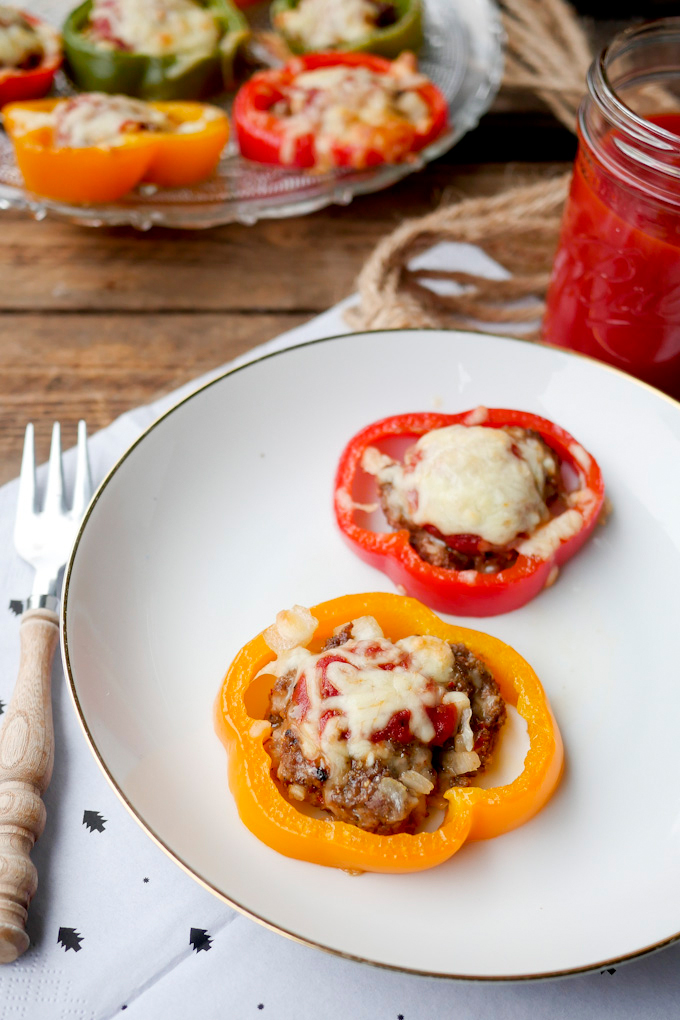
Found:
<box><xmin>0</xmin><ymin>312</ymin><xmax>309</xmax><ymax>485</ymax></box>
<box><xmin>0</xmin><ymin>162</ymin><xmax>569</xmax><ymax>313</ymax></box>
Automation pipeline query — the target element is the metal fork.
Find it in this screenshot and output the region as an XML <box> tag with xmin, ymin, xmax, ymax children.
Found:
<box><xmin>0</xmin><ymin>422</ymin><xmax>93</xmax><ymax>964</ymax></box>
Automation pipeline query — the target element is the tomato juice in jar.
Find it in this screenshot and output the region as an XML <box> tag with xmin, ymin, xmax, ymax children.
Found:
<box><xmin>544</xmin><ymin>19</ymin><xmax>680</xmax><ymax>399</ymax></box>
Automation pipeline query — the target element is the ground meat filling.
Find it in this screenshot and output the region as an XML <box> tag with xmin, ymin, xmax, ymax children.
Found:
<box><xmin>438</xmin><ymin>643</ymin><xmax>506</xmax><ymax>789</ymax></box>
<box><xmin>369</xmin><ymin>425</ymin><xmax>564</xmax><ymax>573</ymax></box>
<box><xmin>265</xmin><ymin>614</ymin><xmax>505</xmax><ymax>835</ymax></box>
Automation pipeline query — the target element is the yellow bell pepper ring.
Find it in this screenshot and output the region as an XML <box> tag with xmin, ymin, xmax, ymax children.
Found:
<box><xmin>141</xmin><ymin>101</ymin><xmax>230</xmax><ymax>189</ymax></box>
<box><xmin>2</xmin><ymin>98</ymin><xmax>229</xmax><ymax>204</ymax></box>
<box><xmin>215</xmin><ymin>592</ymin><xmax>564</xmax><ymax>874</ymax></box>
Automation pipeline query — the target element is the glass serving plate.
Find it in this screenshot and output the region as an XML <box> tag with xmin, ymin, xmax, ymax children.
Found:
<box><xmin>0</xmin><ymin>0</ymin><xmax>503</xmax><ymax>228</ymax></box>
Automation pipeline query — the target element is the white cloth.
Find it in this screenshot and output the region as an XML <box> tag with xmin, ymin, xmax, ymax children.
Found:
<box><xmin>1</xmin><ymin>252</ymin><xmax>679</xmax><ymax>1019</ymax></box>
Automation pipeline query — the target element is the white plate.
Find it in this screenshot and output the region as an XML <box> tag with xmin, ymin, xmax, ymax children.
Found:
<box><xmin>62</xmin><ymin>329</ymin><xmax>680</xmax><ymax>979</ymax></box>
<box><xmin>0</xmin><ymin>0</ymin><xmax>503</xmax><ymax>228</ymax></box>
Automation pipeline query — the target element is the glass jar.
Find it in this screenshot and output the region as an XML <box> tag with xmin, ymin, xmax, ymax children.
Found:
<box><xmin>543</xmin><ymin>19</ymin><xmax>680</xmax><ymax>399</ymax></box>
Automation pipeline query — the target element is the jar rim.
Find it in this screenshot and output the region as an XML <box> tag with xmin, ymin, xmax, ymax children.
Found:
<box><xmin>588</xmin><ymin>16</ymin><xmax>680</xmax><ymax>151</ymax></box>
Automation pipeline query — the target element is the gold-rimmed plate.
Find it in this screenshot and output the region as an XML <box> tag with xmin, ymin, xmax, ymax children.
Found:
<box><xmin>63</xmin><ymin>329</ymin><xmax>680</xmax><ymax>979</ymax></box>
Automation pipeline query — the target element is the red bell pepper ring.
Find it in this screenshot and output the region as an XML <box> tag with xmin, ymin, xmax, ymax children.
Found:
<box><xmin>233</xmin><ymin>51</ymin><xmax>448</xmax><ymax>169</ymax></box>
<box><xmin>0</xmin><ymin>13</ymin><xmax>62</xmax><ymax>108</ymax></box>
<box><xmin>334</xmin><ymin>409</ymin><xmax>606</xmax><ymax>617</ymax></box>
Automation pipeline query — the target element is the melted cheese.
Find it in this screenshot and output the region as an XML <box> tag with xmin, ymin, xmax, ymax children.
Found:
<box><xmin>88</xmin><ymin>0</ymin><xmax>219</xmax><ymax>59</ymax></box>
<box><xmin>52</xmin><ymin>94</ymin><xmax>171</xmax><ymax>148</ymax></box>
<box><xmin>568</xmin><ymin>441</ymin><xmax>592</xmax><ymax>475</ymax></box>
<box><xmin>266</xmin><ymin>612</ymin><xmax>472</xmax><ymax>774</ymax></box>
<box><xmin>264</xmin><ymin>604</ymin><xmax>317</xmax><ymax>653</ymax></box>
<box><xmin>463</xmin><ymin>406</ymin><xmax>489</xmax><ymax>426</ymax></box>
<box><xmin>274</xmin><ymin>54</ymin><xmax>431</xmax><ymax>169</ymax></box>
<box><xmin>334</xmin><ymin>488</ymin><xmax>378</xmax><ymax>515</ymax></box>
<box><xmin>5</xmin><ymin>107</ymin><xmax>54</xmax><ymax>134</ymax></box>
<box><xmin>516</xmin><ymin>508</ymin><xmax>583</xmax><ymax>559</ymax></box>
<box><xmin>364</xmin><ymin>424</ymin><xmax>556</xmax><ymax>547</ymax></box>
<box><xmin>9</xmin><ymin>94</ymin><xmax>221</xmax><ymax>147</ymax></box>
<box><xmin>275</xmin><ymin>0</ymin><xmax>386</xmax><ymax>50</ymax></box>
<box><xmin>0</xmin><ymin>7</ymin><xmax>43</xmax><ymax>68</ymax></box>
<box><xmin>516</xmin><ymin>486</ymin><xmax>596</xmax><ymax>559</ymax></box>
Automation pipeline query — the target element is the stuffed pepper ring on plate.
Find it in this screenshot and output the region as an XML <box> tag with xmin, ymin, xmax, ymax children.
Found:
<box><xmin>215</xmin><ymin>593</ymin><xmax>564</xmax><ymax>873</ymax></box>
<box><xmin>334</xmin><ymin>409</ymin><xmax>607</xmax><ymax>616</ymax></box>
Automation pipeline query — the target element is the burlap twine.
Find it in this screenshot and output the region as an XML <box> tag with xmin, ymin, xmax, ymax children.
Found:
<box><xmin>347</xmin><ymin>0</ymin><xmax>591</xmax><ymax>334</ymax></box>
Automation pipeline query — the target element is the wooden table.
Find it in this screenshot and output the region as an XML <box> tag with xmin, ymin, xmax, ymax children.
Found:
<box><xmin>0</xmin><ymin>105</ymin><xmax>574</xmax><ymax>486</ymax></box>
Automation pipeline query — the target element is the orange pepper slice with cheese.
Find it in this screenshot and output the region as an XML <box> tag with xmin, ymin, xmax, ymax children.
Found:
<box><xmin>215</xmin><ymin>592</ymin><xmax>564</xmax><ymax>873</ymax></box>
<box><xmin>2</xmin><ymin>98</ymin><xmax>228</xmax><ymax>203</ymax></box>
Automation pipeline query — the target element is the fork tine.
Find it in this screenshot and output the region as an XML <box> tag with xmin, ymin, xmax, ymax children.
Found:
<box><xmin>16</xmin><ymin>422</ymin><xmax>36</xmax><ymax>521</ymax></box>
<box><xmin>43</xmin><ymin>422</ymin><xmax>65</xmax><ymax>514</ymax></box>
<box><xmin>71</xmin><ymin>420</ymin><xmax>93</xmax><ymax>519</ymax></box>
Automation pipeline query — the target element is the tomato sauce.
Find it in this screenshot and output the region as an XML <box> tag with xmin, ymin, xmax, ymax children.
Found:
<box><xmin>543</xmin><ymin>114</ymin><xmax>680</xmax><ymax>399</ymax></box>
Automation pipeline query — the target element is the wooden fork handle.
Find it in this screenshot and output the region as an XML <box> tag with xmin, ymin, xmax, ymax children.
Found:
<box><xmin>0</xmin><ymin>607</ymin><xmax>59</xmax><ymax>964</ymax></box>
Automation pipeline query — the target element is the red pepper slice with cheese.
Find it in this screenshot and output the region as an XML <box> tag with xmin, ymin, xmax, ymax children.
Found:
<box><xmin>334</xmin><ymin>409</ymin><xmax>606</xmax><ymax>617</ymax></box>
<box><xmin>215</xmin><ymin>592</ymin><xmax>564</xmax><ymax>873</ymax></box>
<box><xmin>233</xmin><ymin>50</ymin><xmax>448</xmax><ymax>170</ymax></box>
<box><xmin>0</xmin><ymin>12</ymin><xmax>62</xmax><ymax>108</ymax></box>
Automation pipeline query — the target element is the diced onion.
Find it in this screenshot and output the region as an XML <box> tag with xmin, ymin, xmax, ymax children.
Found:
<box><xmin>442</xmin><ymin>749</ymin><xmax>481</xmax><ymax>776</ymax></box>
<box><xmin>400</xmin><ymin>770</ymin><xmax>434</xmax><ymax>795</ymax></box>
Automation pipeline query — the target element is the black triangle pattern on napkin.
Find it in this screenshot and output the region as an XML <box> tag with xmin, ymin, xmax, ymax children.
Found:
<box><xmin>82</xmin><ymin>810</ymin><xmax>107</xmax><ymax>833</ymax></box>
<box><xmin>0</xmin><ymin>699</ymin><xmax>4</xmax><ymax>716</ymax></box>
<box><xmin>189</xmin><ymin>928</ymin><xmax>212</xmax><ymax>952</ymax></box>
<box><xmin>8</xmin><ymin>599</ymin><xmax>23</xmax><ymax>616</ymax></box>
<box><xmin>58</xmin><ymin>928</ymin><xmax>84</xmax><ymax>952</ymax></box>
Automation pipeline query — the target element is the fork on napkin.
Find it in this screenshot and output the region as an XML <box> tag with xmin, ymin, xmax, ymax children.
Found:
<box><xmin>0</xmin><ymin>422</ymin><xmax>92</xmax><ymax>963</ymax></box>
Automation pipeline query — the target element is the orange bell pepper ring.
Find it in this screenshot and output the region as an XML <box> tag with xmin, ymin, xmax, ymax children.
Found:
<box><xmin>2</xmin><ymin>98</ymin><xmax>229</xmax><ymax>204</ymax></box>
<box><xmin>215</xmin><ymin>592</ymin><xmax>564</xmax><ymax>873</ymax></box>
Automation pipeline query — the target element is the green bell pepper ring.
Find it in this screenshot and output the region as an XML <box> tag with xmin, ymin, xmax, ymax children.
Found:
<box><xmin>270</xmin><ymin>0</ymin><xmax>423</xmax><ymax>59</ymax></box>
<box><xmin>62</xmin><ymin>0</ymin><xmax>249</xmax><ymax>99</ymax></box>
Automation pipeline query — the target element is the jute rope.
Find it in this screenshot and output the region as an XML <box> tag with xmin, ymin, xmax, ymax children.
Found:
<box><xmin>347</xmin><ymin>0</ymin><xmax>590</xmax><ymax>333</ymax></box>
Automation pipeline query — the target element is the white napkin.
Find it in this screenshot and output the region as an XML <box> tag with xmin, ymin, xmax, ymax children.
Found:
<box><xmin>1</xmin><ymin>247</ymin><xmax>679</xmax><ymax>1019</ymax></box>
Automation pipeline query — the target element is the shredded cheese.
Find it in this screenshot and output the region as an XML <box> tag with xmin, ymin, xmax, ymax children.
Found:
<box><xmin>463</xmin><ymin>405</ymin><xmax>489</xmax><ymax>426</ymax></box>
<box><xmin>273</xmin><ymin>53</ymin><xmax>432</xmax><ymax>169</ymax></box>
<box><xmin>265</xmin><ymin>611</ymin><xmax>473</xmax><ymax>775</ymax></box>
<box><xmin>364</xmin><ymin>424</ymin><xmax>556</xmax><ymax>547</ymax></box>
<box><xmin>8</xmin><ymin>94</ymin><xmax>223</xmax><ymax>147</ymax></box>
<box><xmin>335</xmin><ymin>488</ymin><xmax>378</xmax><ymax>515</ymax></box>
<box><xmin>274</xmin><ymin>0</ymin><xmax>392</xmax><ymax>50</ymax></box>
<box><xmin>88</xmin><ymin>0</ymin><xmax>219</xmax><ymax>59</ymax></box>
<box><xmin>264</xmin><ymin>604</ymin><xmax>318</xmax><ymax>654</ymax></box>
<box><xmin>569</xmin><ymin>441</ymin><xmax>592</xmax><ymax>475</ymax></box>
<box><xmin>516</xmin><ymin>509</ymin><xmax>583</xmax><ymax>559</ymax></box>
